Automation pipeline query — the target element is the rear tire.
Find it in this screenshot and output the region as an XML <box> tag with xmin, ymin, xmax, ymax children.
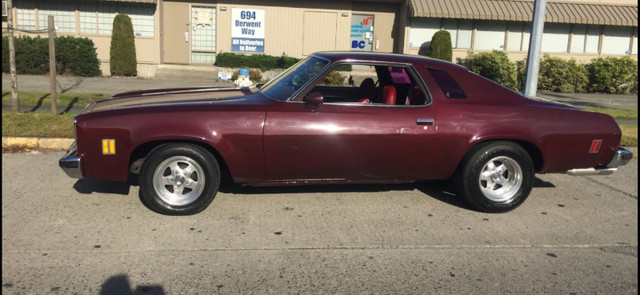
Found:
<box><xmin>455</xmin><ymin>141</ymin><xmax>534</xmax><ymax>213</ymax></box>
<box><xmin>140</xmin><ymin>143</ymin><xmax>220</xmax><ymax>215</ymax></box>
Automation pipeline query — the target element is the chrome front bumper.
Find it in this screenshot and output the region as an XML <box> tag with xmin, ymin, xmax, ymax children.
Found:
<box><xmin>567</xmin><ymin>148</ymin><xmax>634</xmax><ymax>176</ymax></box>
<box><xmin>59</xmin><ymin>142</ymin><xmax>83</xmax><ymax>179</ymax></box>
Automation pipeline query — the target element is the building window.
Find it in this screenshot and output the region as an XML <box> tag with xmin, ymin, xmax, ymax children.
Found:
<box><xmin>632</xmin><ymin>29</ymin><xmax>638</xmax><ymax>55</ymax></box>
<box><xmin>16</xmin><ymin>1</ymin><xmax>36</xmax><ymax>30</ymax></box>
<box><xmin>585</xmin><ymin>25</ymin><xmax>602</xmax><ymax>54</ymax></box>
<box><xmin>409</xmin><ymin>18</ymin><xmax>472</xmax><ymax>49</ymax></box>
<box><xmin>120</xmin><ymin>3</ymin><xmax>155</xmax><ymax>37</ymax></box>
<box><xmin>97</xmin><ymin>3</ymin><xmax>117</xmax><ymax>35</ymax></box>
<box><xmin>78</xmin><ymin>2</ymin><xmax>97</xmax><ymax>34</ymax></box>
<box><xmin>475</xmin><ymin>20</ymin><xmax>506</xmax><ymax>50</ymax></box>
<box><xmin>602</xmin><ymin>26</ymin><xmax>633</xmax><ymax>55</ymax></box>
<box><xmin>541</xmin><ymin>23</ymin><xmax>570</xmax><ymax>53</ymax></box>
<box><xmin>457</xmin><ymin>20</ymin><xmax>473</xmax><ymax>49</ymax></box>
<box><xmin>506</xmin><ymin>22</ymin><xmax>524</xmax><ymax>51</ymax></box>
<box><xmin>14</xmin><ymin>1</ymin><xmax>154</xmax><ymax>37</ymax></box>
<box><xmin>409</xmin><ymin>18</ymin><xmax>440</xmax><ymax>49</ymax></box>
<box><xmin>441</xmin><ymin>19</ymin><xmax>457</xmax><ymax>48</ymax></box>
<box><xmin>570</xmin><ymin>24</ymin><xmax>587</xmax><ymax>53</ymax></box>
<box><xmin>38</xmin><ymin>1</ymin><xmax>76</xmax><ymax>33</ymax></box>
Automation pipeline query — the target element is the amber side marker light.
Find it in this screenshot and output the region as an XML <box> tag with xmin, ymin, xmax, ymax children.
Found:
<box><xmin>102</xmin><ymin>139</ymin><xmax>116</xmax><ymax>155</ymax></box>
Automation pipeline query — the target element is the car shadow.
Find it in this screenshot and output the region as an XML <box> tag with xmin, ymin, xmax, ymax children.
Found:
<box><xmin>218</xmin><ymin>181</ymin><xmax>416</xmax><ymax>194</ymax></box>
<box><xmin>220</xmin><ymin>180</ymin><xmax>477</xmax><ymax>211</ymax></box>
<box><xmin>533</xmin><ymin>176</ymin><xmax>556</xmax><ymax>188</ymax></box>
<box><xmin>73</xmin><ymin>176</ymin><xmax>555</xmax><ymax>212</ymax></box>
<box><xmin>72</xmin><ymin>176</ymin><xmax>138</xmax><ymax>195</ymax></box>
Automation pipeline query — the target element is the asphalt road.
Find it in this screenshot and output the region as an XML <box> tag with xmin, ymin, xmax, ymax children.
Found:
<box><xmin>1</xmin><ymin>151</ymin><xmax>637</xmax><ymax>294</ymax></box>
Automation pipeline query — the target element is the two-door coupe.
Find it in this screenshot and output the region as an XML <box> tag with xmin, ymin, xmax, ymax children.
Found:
<box><xmin>60</xmin><ymin>52</ymin><xmax>633</xmax><ymax>215</ymax></box>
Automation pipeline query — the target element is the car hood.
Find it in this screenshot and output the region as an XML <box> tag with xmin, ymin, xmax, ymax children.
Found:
<box><xmin>88</xmin><ymin>86</ymin><xmax>259</xmax><ymax>113</ymax></box>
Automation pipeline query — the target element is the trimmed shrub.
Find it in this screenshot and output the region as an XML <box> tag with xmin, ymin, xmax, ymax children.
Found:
<box><xmin>426</xmin><ymin>30</ymin><xmax>453</xmax><ymax>62</ymax></box>
<box><xmin>216</xmin><ymin>53</ymin><xmax>300</xmax><ymax>70</ymax></box>
<box><xmin>2</xmin><ymin>36</ymin><xmax>100</xmax><ymax>76</ymax></box>
<box><xmin>587</xmin><ymin>56</ymin><xmax>638</xmax><ymax>94</ymax></box>
<box><xmin>536</xmin><ymin>55</ymin><xmax>588</xmax><ymax>93</ymax></box>
<box><xmin>110</xmin><ymin>14</ymin><xmax>137</xmax><ymax>76</ymax></box>
<box><xmin>459</xmin><ymin>50</ymin><xmax>518</xmax><ymax>90</ymax></box>
<box><xmin>55</xmin><ymin>36</ymin><xmax>101</xmax><ymax>76</ymax></box>
<box><xmin>215</xmin><ymin>52</ymin><xmax>353</xmax><ymax>72</ymax></box>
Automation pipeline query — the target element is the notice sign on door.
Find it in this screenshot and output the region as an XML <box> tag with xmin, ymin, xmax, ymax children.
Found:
<box><xmin>231</xmin><ymin>8</ymin><xmax>265</xmax><ymax>53</ymax></box>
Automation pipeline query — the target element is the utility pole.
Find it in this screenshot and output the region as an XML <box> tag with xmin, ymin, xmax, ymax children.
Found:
<box><xmin>523</xmin><ymin>0</ymin><xmax>547</xmax><ymax>98</ymax></box>
<box><xmin>49</xmin><ymin>15</ymin><xmax>57</xmax><ymax>114</ymax></box>
<box><xmin>7</xmin><ymin>0</ymin><xmax>19</xmax><ymax>112</ymax></box>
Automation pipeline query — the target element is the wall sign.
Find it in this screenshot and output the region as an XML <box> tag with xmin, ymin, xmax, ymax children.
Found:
<box><xmin>231</xmin><ymin>8</ymin><xmax>265</xmax><ymax>53</ymax></box>
<box><xmin>195</xmin><ymin>8</ymin><xmax>213</xmax><ymax>26</ymax></box>
<box><xmin>350</xmin><ymin>14</ymin><xmax>374</xmax><ymax>51</ymax></box>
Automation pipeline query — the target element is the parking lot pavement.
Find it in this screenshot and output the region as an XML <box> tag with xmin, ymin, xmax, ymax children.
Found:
<box><xmin>1</xmin><ymin>152</ymin><xmax>637</xmax><ymax>294</ymax></box>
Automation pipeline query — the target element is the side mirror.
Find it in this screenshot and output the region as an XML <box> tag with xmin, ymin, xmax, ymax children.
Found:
<box><xmin>304</xmin><ymin>92</ymin><xmax>324</xmax><ymax>105</ymax></box>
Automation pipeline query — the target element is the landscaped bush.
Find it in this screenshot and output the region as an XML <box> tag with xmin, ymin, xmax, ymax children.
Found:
<box><xmin>459</xmin><ymin>50</ymin><xmax>518</xmax><ymax>90</ymax></box>
<box><xmin>110</xmin><ymin>14</ymin><xmax>137</xmax><ymax>76</ymax></box>
<box><xmin>426</xmin><ymin>30</ymin><xmax>452</xmax><ymax>62</ymax></box>
<box><xmin>216</xmin><ymin>52</ymin><xmax>300</xmax><ymax>70</ymax></box>
<box><xmin>587</xmin><ymin>56</ymin><xmax>638</xmax><ymax>94</ymax></box>
<box><xmin>536</xmin><ymin>55</ymin><xmax>588</xmax><ymax>93</ymax></box>
<box><xmin>2</xmin><ymin>36</ymin><xmax>100</xmax><ymax>76</ymax></box>
<box><xmin>55</xmin><ymin>36</ymin><xmax>101</xmax><ymax>76</ymax></box>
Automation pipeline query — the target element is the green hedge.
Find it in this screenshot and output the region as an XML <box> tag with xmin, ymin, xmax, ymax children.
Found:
<box><xmin>516</xmin><ymin>55</ymin><xmax>589</xmax><ymax>93</ymax></box>
<box><xmin>215</xmin><ymin>52</ymin><xmax>300</xmax><ymax>70</ymax></box>
<box><xmin>459</xmin><ymin>50</ymin><xmax>518</xmax><ymax>90</ymax></box>
<box><xmin>587</xmin><ymin>56</ymin><xmax>638</xmax><ymax>94</ymax></box>
<box><xmin>462</xmin><ymin>51</ymin><xmax>637</xmax><ymax>94</ymax></box>
<box><xmin>2</xmin><ymin>36</ymin><xmax>100</xmax><ymax>76</ymax></box>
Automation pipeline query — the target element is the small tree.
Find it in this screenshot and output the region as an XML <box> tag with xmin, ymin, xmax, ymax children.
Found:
<box><xmin>426</xmin><ymin>30</ymin><xmax>453</xmax><ymax>62</ymax></box>
<box><xmin>110</xmin><ymin>14</ymin><xmax>137</xmax><ymax>76</ymax></box>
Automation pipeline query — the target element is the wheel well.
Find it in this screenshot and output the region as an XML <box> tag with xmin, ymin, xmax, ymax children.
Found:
<box><xmin>129</xmin><ymin>140</ymin><xmax>233</xmax><ymax>181</ymax></box>
<box><xmin>469</xmin><ymin>139</ymin><xmax>544</xmax><ymax>172</ymax></box>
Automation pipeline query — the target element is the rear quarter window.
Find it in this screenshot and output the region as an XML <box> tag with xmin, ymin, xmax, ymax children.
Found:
<box><xmin>427</xmin><ymin>68</ymin><xmax>467</xmax><ymax>99</ymax></box>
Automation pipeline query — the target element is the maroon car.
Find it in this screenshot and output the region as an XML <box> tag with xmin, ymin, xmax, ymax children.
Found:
<box><xmin>60</xmin><ymin>52</ymin><xmax>632</xmax><ymax>215</ymax></box>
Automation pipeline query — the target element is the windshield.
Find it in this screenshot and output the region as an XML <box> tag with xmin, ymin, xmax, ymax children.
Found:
<box><xmin>260</xmin><ymin>56</ymin><xmax>329</xmax><ymax>101</ymax></box>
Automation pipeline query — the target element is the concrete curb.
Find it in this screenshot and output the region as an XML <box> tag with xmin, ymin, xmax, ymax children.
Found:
<box><xmin>2</xmin><ymin>137</ymin><xmax>73</xmax><ymax>150</ymax></box>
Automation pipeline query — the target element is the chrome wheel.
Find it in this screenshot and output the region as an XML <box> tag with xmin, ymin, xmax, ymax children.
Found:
<box><xmin>153</xmin><ymin>156</ymin><xmax>206</xmax><ymax>206</ymax></box>
<box><xmin>478</xmin><ymin>156</ymin><xmax>523</xmax><ymax>203</ymax></box>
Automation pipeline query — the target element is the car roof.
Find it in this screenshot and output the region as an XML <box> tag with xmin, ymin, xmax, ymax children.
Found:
<box><xmin>311</xmin><ymin>51</ymin><xmax>469</xmax><ymax>72</ymax></box>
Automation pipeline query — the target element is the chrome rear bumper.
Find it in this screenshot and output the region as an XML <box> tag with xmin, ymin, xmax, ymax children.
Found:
<box><xmin>567</xmin><ymin>148</ymin><xmax>633</xmax><ymax>176</ymax></box>
<box><xmin>59</xmin><ymin>142</ymin><xmax>83</xmax><ymax>179</ymax></box>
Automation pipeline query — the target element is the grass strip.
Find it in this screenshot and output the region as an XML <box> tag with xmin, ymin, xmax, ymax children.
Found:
<box><xmin>2</xmin><ymin>91</ymin><xmax>106</xmax><ymax>109</ymax></box>
<box><xmin>2</xmin><ymin>111</ymin><xmax>76</xmax><ymax>138</ymax></box>
<box><xmin>619</xmin><ymin>124</ymin><xmax>637</xmax><ymax>147</ymax></box>
<box><xmin>583</xmin><ymin>107</ymin><xmax>637</xmax><ymax>120</ymax></box>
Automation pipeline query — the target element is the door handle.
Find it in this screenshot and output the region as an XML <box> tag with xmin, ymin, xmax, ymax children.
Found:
<box><xmin>416</xmin><ymin>119</ymin><xmax>434</xmax><ymax>125</ymax></box>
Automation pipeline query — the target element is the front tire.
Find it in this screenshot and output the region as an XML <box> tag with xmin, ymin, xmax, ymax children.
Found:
<box><xmin>140</xmin><ymin>143</ymin><xmax>220</xmax><ymax>215</ymax></box>
<box><xmin>456</xmin><ymin>141</ymin><xmax>534</xmax><ymax>213</ymax></box>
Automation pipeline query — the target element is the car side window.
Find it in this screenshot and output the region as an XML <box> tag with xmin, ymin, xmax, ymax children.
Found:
<box><xmin>307</xmin><ymin>63</ymin><xmax>430</xmax><ymax>106</ymax></box>
<box><xmin>427</xmin><ymin>68</ymin><xmax>467</xmax><ymax>99</ymax></box>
